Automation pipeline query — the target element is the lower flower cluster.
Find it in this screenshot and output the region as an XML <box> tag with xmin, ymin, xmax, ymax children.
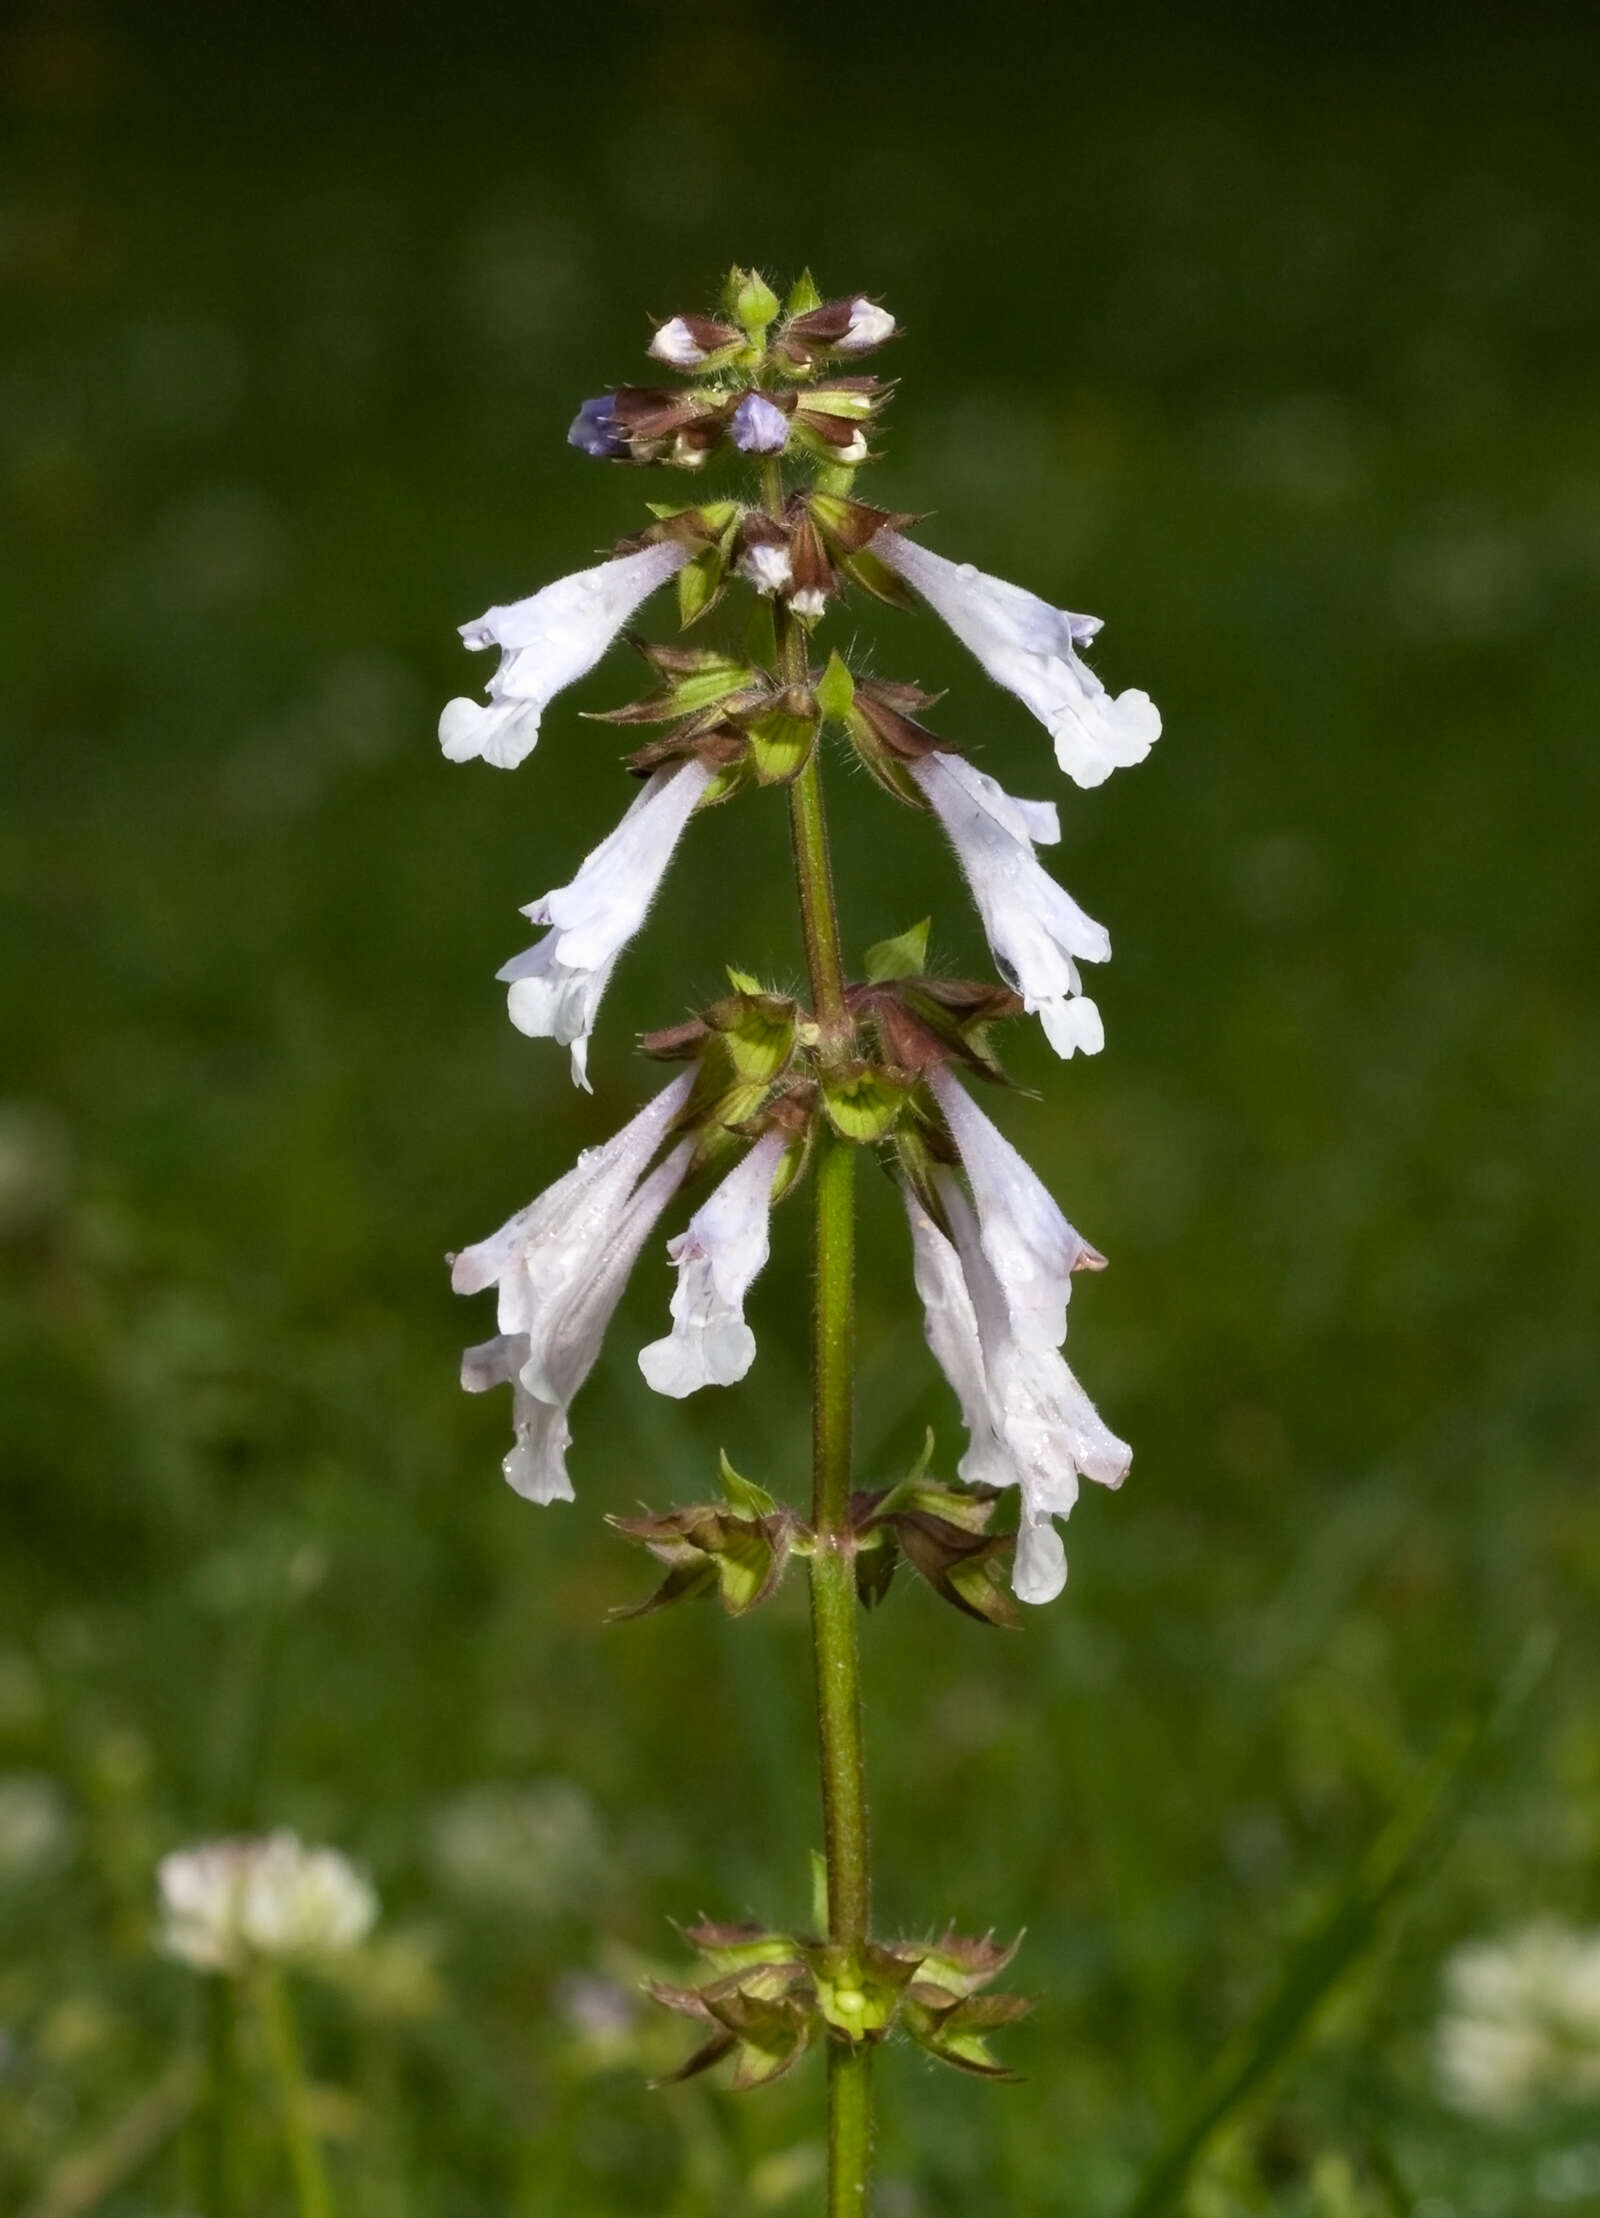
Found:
<box><xmin>450</xmin><ymin>928</ymin><xmax>1125</xmax><ymax>1603</ymax></box>
<box><xmin>647</xmin><ymin>1920</ymin><xmax>1029</xmax><ymax>2089</ymax></box>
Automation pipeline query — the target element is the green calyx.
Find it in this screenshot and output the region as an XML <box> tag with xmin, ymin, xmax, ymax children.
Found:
<box><xmin>609</xmin><ymin>1454</ymin><xmax>796</xmax><ymax>1619</ymax></box>
<box><xmin>648</xmin><ymin>1918</ymin><xmax>1029</xmax><ymax>2086</ymax></box>
<box><xmin>852</xmin><ymin>1439</ymin><xmax>1022</xmax><ymax>1628</ymax></box>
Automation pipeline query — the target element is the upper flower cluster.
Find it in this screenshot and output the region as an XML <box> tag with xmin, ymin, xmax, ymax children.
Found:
<box><xmin>568</xmin><ymin>269</ymin><xmax>897</xmax><ymax>472</ymax></box>
<box><xmin>437</xmin><ymin>271</ymin><xmax>1161</xmax><ymax>1602</ymax></box>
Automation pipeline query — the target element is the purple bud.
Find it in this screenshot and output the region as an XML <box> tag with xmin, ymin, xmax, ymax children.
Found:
<box><xmin>567</xmin><ymin>395</ymin><xmax>627</xmax><ymax>459</ymax></box>
<box><xmin>730</xmin><ymin>393</ymin><xmax>789</xmax><ymax>455</ymax></box>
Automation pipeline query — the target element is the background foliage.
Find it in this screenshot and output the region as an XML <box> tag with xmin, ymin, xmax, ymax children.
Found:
<box><xmin>3</xmin><ymin>4</ymin><xmax>1598</xmax><ymax>2212</ymax></box>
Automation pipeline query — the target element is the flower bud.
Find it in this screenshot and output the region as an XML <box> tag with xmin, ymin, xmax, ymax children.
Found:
<box><xmin>648</xmin><ymin>313</ymin><xmax>740</xmax><ymax>371</ymax></box>
<box><xmin>837</xmin><ymin>298</ymin><xmax>896</xmax><ymax>353</ymax></box>
<box><xmin>567</xmin><ymin>394</ymin><xmax>628</xmax><ymax>459</ymax></box>
<box><xmin>724</xmin><ymin>266</ymin><xmax>781</xmax><ymax>339</ymax></box>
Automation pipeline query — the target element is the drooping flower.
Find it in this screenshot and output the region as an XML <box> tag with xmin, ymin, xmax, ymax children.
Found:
<box><xmin>439</xmin><ymin>540</ymin><xmax>690</xmax><ymax>771</ymax></box>
<box><xmin>158</xmin><ymin>1833</ymin><xmax>377</xmax><ymax>1975</ymax></box>
<box><xmin>911</xmin><ymin>751</ymin><xmax>1109</xmax><ymax>1059</ymax></box>
<box><xmin>499</xmin><ymin>761</ymin><xmax>712</xmax><ymax>1088</ymax></box>
<box><xmin>1436</xmin><ymin>1923</ymin><xmax>1600</xmax><ymax>2121</ymax></box>
<box><xmin>567</xmin><ymin>394</ymin><xmax>629</xmax><ymax>459</ymax></box>
<box><xmin>638</xmin><ymin>1128</ymin><xmax>787</xmax><ymax>1397</ymax></box>
<box><xmin>899</xmin><ymin>1173</ymin><xmax>1128</xmax><ymax>1605</ymax></box>
<box><xmin>730</xmin><ymin>393</ymin><xmax>790</xmax><ymax>454</ymax></box>
<box><xmin>877</xmin><ymin>531</ymin><xmax>1160</xmax><ymax>789</ymax></box>
<box><xmin>452</xmin><ymin>1074</ymin><xmax>695</xmax><ymax>1502</ymax></box>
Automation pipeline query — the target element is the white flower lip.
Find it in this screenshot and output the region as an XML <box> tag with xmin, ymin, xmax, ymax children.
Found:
<box><xmin>913</xmin><ymin>751</ymin><xmax>1109</xmax><ymax>1061</ymax></box>
<box><xmin>638</xmin><ymin>1129</ymin><xmax>787</xmax><ymax>1398</ymax></box>
<box><xmin>438</xmin><ymin>540</ymin><xmax>689</xmax><ymax>770</ymax></box>
<box><xmin>876</xmin><ymin>531</ymin><xmax>1161</xmax><ymax>790</ymax></box>
<box><xmin>648</xmin><ymin>316</ymin><xmax>707</xmax><ymax>369</ymax></box>
<box><xmin>498</xmin><ymin>761</ymin><xmax>711</xmax><ymax>1087</ymax></box>
<box><xmin>738</xmin><ymin>541</ymin><xmax>795</xmax><ymax>596</ymax></box>
<box><xmin>451</xmin><ymin>1076</ymin><xmax>695</xmax><ymax>1502</ymax></box>
<box><xmin>157</xmin><ymin>1832</ymin><xmax>377</xmax><ymax>1975</ymax></box>
<box><xmin>839</xmin><ymin>299</ymin><xmax>896</xmax><ymax>353</ymax></box>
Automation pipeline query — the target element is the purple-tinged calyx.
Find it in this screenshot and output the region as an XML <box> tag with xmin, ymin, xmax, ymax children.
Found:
<box><xmin>567</xmin><ymin>394</ymin><xmax>628</xmax><ymax>459</ymax></box>
<box><xmin>730</xmin><ymin>393</ymin><xmax>790</xmax><ymax>454</ymax></box>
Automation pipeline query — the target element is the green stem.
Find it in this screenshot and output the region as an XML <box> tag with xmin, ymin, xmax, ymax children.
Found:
<box><xmin>254</xmin><ymin>1966</ymin><xmax>333</xmax><ymax>2218</ymax></box>
<box><xmin>773</xmin><ymin>587</ymin><xmax>874</xmax><ymax>2216</ymax></box>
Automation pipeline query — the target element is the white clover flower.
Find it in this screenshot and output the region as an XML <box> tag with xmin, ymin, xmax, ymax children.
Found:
<box><xmin>838</xmin><ymin>299</ymin><xmax>896</xmax><ymax>353</ymax></box>
<box><xmin>438</xmin><ymin>540</ymin><xmax>690</xmax><ymax>771</ymax></box>
<box><xmin>899</xmin><ymin>1175</ymin><xmax>1129</xmax><ymax>1604</ymax></box>
<box><xmin>157</xmin><ymin>1832</ymin><xmax>377</xmax><ymax>1976</ymax></box>
<box><xmin>499</xmin><ymin>762</ymin><xmax>711</xmax><ymax>1089</ymax></box>
<box><xmin>877</xmin><ymin>531</ymin><xmax>1160</xmax><ymax>789</ymax></box>
<box><xmin>638</xmin><ymin>1128</ymin><xmax>786</xmax><ymax>1398</ymax></box>
<box><xmin>1436</xmin><ymin>1923</ymin><xmax>1600</xmax><ymax>2121</ymax></box>
<box><xmin>452</xmin><ymin>1075</ymin><xmax>695</xmax><ymax>1502</ymax></box>
<box><xmin>929</xmin><ymin>1067</ymin><xmax>1105</xmax><ymax>1351</ymax></box>
<box><xmin>912</xmin><ymin>752</ymin><xmax>1109</xmax><ymax>1060</ymax></box>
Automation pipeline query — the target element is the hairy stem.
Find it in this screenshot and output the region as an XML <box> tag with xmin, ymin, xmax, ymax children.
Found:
<box><xmin>774</xmin><ymin>587</ymin><xmax>874</xmax><ymax>2214</ymax></box>
<box><xmin>255</xmin><ymin>1967</ymin><xmax>333</xmax><ymax>2218</ymax></box>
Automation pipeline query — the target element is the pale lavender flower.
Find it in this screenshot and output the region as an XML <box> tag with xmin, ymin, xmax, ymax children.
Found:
<box><xmin>451</xmin><ymin>1075</ymin><xmax>695</xmax><ymax>1502</ymax></box>
<box><xmin>877</xmin><ymin>532</ymin><xmax>1160</xmax><ymax>789</ymax></box>
<box><xmin>567</xmin><ymin>394</ymin><xmax>628</xmax><ymax>458</ymax></box>
<box><xmin>638</xmin><ymin>1128</ymin><xmax>787</xmax><ymax>1397</ymax></box>
<box><xmin>158</xmin><ymin>1833</ymin><xmax>377</xmax><ymax>1975</ymax></box>
<box><xmin>929</xmin><ymin>1068</ymin><xmax>1105</xmax><ymax>1351</ymax></box>
<box><xmin>439</xmin><ymin>540</ymin><xmax>690</xmax><ymax>770</ymax></box>
<box><xmin>730</xmin><ymin>393</ymin><xmax>789</xmax><ymax>454</ymax></box>
<box><xmin>499</xmin><ymin>762</ymin><xmax>712</xmax><ymax>1088</ymax></box>
<box><xmin>912</xmin><ymin>751</ymin><xmax>1109</xmax><ymax>1060</ymax></box>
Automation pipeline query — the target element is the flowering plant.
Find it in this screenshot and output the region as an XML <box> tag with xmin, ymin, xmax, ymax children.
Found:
<box><xmin>440</xmin><ymin>268</ymin><xmax>1160</xmax><ymax>2213</ymax></box>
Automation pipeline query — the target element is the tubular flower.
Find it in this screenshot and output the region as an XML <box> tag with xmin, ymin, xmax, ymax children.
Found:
<box><xmin>876</xmin><ymin>531</ymin><xmax>1160</xmax><ymax>789</ymax></box>
<box><xmin>911</xmin><ymin>752</ymin><xmax>1109</xmax><ymax>1059</ymax></box>
<box><xmin>639</xmin><ymin>1128</ymin><xmax>787</xmax><ymax>1398</ymax></box>
<box><xmin>499</xmin><ymin>762</ymin><xmax>712</xmax><ymax>1089</ymax></box>
<box><xmin>439</xmin><ymin>540</ymin><xmax>690</xmax><ymax>770</ymax></box>
<box><xmin>944</xmin><ymin>1174</ymin><xmax>1129</xmax><ymax>1599</ymax></box>
<box><xmin>451</xmin><ymin>1075</ymin><xmax>695</xmax><ymax>1501</ymax></box>
<box><xmin>158</xmin><ymin>1833</ymin><xmax>377</xmax><ymax>1976</ymax></box>
<box><xmin>929</xmin><ymin>1069</ymin><xmax>1104</xmax><ymax>1350</ymax></box>
<box><xmin>899</xmin><ymin>1174</ymin><xmax>1128</xmax><ymax>1605</ymax></box>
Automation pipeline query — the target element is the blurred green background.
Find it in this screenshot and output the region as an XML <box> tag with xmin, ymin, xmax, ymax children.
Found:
<box><xmin>4</xmin><ymin>3</ymin><xmax>1599</xmax><ymax>2213</ymax></box>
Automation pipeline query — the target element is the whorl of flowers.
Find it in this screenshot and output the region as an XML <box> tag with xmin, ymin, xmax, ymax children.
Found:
<box><xmin>438</xmin><ymin>268</ymin><xmax>1161</xmax><ymax>1606</ymax></box>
